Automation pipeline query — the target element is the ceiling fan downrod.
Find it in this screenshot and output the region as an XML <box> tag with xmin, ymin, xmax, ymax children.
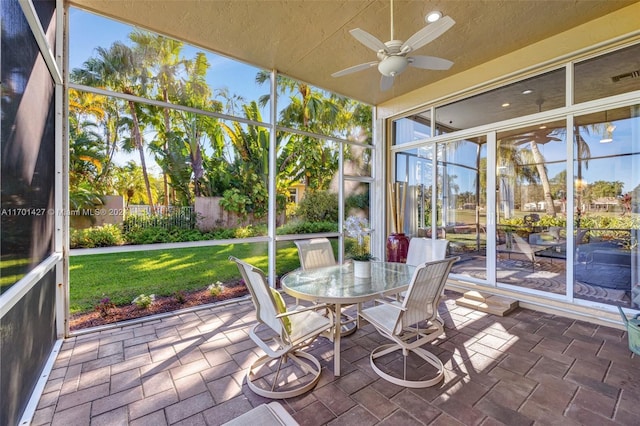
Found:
<box><xmin>390</xmin><ymin>0</ymin><xmax>395</xmax><ymax>41</ymax></box>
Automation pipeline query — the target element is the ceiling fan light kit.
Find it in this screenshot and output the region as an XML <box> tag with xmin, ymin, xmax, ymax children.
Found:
<box><xmin>378</xmin><ymin>55</ymin><xmax>408</xmax><ymax>77</ymax></box>
<box><xmin>332</xmin><ymin>0</ymin><xmax>455</xmax><ymax>90</ymax></box>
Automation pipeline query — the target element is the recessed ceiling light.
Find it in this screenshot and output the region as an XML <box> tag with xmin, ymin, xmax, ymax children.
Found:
<box><xmin>426</xmin><ymin>11</ymin><xmax>442</xmax><ymax>23</ymax></box>
<box><xmin>539</xmin><ymin>125</ymin><xmax>547</xmax><ymax>129</ymax></box>
<box><xmin>502</xmin><ymin>102</ymin><xmax>510</xmax><ymax>107</ymax></box>
<box><xmin>522</xmin><ymin>89</ymin><xmax>533</xmax><ymax>95</ymax></box>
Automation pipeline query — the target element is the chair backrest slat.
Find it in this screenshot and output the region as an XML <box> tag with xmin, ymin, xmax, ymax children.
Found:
<box><xmin>295</xmin><ymin>238</ymin><xmax>336</xmax><ymax>270</ymax></box>
<box><xmin>401</xmin><ymin>257</ymin><xmax>457</xmax><ymax>328</ymax></box>
<box><xmin>230</xmin><ymin>256</ymin><xmax>283</xmax><ymax>335</ymax></box>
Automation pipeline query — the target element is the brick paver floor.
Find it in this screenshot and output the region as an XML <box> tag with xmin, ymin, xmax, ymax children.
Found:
<box><xmin>32</xmin><ymin>290</ymin><xmax>639</xmax><ymax>425</ymax></box>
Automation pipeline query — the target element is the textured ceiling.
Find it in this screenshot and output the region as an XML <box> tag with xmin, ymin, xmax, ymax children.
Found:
<box><xmin>69</xmin><ymin>0</ymin><xmax>637</xmax><ymax>105</ymax></box>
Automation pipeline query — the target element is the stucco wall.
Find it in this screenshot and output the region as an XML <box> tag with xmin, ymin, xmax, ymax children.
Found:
<box><xmin>377</xmin><ymin>2</ymin><xmax>640</xmax><ymax>119</ymax></box>
<box><xmin>195</xmin><ymin>196</ymin><xmax>245</xmax><ymax>230</ymax></box>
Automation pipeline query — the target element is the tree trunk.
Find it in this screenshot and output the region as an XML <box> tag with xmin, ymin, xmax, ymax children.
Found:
<box><xmin>128</xmin><ymin>100</ymin><xmax>154</xmax><ymax>211</ymax></box>
<box><xmin>162</xmin><ymin>88</ymin><xmax>171</xmax><ymax>210</ymax></box>
<box><xmin>530</xmin><ymin>141</ymin><xmax>556</xmax><ymax>217</ymax></box>
<box><xmin>191</xmin><ymin>143</ymin><xmax>203</xmax><ymax>198</ymax></box>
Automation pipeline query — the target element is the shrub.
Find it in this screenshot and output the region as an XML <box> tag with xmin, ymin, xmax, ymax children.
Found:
<box><xmin>207</xmin><ymin>227</ymin><xmax>237</xmax><ymax>240</ymax></box>
<box><xmin>124</xmin><ymin>227</ymin><xmax>172</xmax><ymax>244</ymax></box>
<box><xmin>345</xmin><ymin>192</ymin><xmax>369</xmax><ymax>213</ymax></box>
<box><xmin>124</xmin><ymin>226</ymin><xmax>210</xmax><ymax>244</ymax></box>
<box><xmin>276</xmin><ymin>220</ymin><xmax>338</xmax><ymax>235</ymax></box>
<box><xmin>219</xmin><ymin>188</ymin><xmax>252</xmax><ymax>220</ymax></box>
<box><xmin>297</xmin><ymin>191</ymin><xmax>338</xmax><ymax>222</ymax></box>
<box><xmin>70</xmin><ymin>224</ymin><xmax>124</xmax><ymax>248</ymax></box>
<box><xmin>234</xmin><ymin>224</ymin><xmax>267</xmax><ymax>238</ymax></box>
<box><xmin>122</xmin><ymin>210</ymin><xmax>196</xmax><ymax>234</ymax></box>
<box><xmin>132</xmin><ymin>294</ymin><xmax>154</xmax><ymax>309</ymax></box>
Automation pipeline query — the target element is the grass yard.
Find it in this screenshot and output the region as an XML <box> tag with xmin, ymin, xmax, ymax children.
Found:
<box><xmin>0</xmin><ymin>256</ymin><xmax>31</xmax><ymax>290</ymax></box>
<box><xmin>70</xmin><ymin>242</ymin><xmax>301</xmax><ymax>314</ymax></box>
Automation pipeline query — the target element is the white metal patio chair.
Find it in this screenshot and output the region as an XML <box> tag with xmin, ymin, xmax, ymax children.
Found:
<box><xmin>512</xmin><ymin>234</ymin><xmax>540</xmax><ymax>271</ymax></box>
<box><xmin>406</xmin><ymin>238</ymin><xmax>449</xmax><ymax>266</ymax></box>
<box><xmin>294</xmin><ymin>238</ymin><xmax>336</xmax><ymax>270</ymax></box>
<box><xmin>359</xmin><ymin>256</ymin><xmax>458</xmax><ymax>388</ymax></box>
<box><xmin>396</xmin><ymin>238</ymin><xmax>449</xmax><ymax>302</ymax></box>
<box><xmin>230</xmin><ymin>256</ymin><xmax>333</xmax><ymax>399</ymax></box>
<box><xmin>294</xmin><ymin>238</ymin><xmax>357</xmax><ymax>335</ymax></box>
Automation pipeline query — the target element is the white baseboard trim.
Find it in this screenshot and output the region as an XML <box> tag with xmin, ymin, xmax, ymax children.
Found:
<box><xmin>19</xmin><ymin>339</ymin><xmax>63</xmax><ymax>426</ymax></box>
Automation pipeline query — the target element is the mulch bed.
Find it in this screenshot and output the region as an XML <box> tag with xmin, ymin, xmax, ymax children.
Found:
<box><xmin>70</xmin><ymin>280</ymin><xmax>249</xmax><ymax>331</ymax></box>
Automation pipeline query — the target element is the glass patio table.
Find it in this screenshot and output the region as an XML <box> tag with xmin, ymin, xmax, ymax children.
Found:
<box><xmin>280</xmin><ymin>261</ymin><xmax>416</xmax><ymax>376</ymax></box>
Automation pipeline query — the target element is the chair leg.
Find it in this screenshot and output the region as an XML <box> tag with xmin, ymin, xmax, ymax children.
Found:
<box><xmin>246</xmin><ymin>351</ymin><xmax>322</xmax><ymax>399</ymax></box>
<box><xmin>370</xmin><ymin>343</ymin><xmax>444</xmax><ymax>388</ymax></box>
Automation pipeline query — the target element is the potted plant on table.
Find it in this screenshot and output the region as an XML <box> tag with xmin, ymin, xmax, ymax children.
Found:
<box><xmin>345</xmin><ymin>216</ymin><xmax>374</xmax><ymax>278</ymax></box>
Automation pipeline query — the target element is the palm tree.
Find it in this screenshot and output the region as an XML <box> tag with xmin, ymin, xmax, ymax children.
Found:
<box><xmin>220</xmin><ymin>102</ymin><xmax>271</xmax><ymax>218</ymax></box>
<box><xmin>129</xmin><ymin>31</ymin><xmax>185</xmax><ymax>207</ymax></box>
<box><xmin>176</xmin><ymin>52</ymin><xmax>221</xmax><ymax>198</ymax></box>
<box><xmin>501</xmin><ymin>128</ymin><xmax>571</xmax><ymax>217</ymax></box>
<box><xmin>68</xmin><ymin>88</ymin><xmax>127</xmax><ymax>193</ymax></box>
<box><xmin>495</xmin><ymin>141</ymin><xmax>539</xmax><ymax>219</ymax></box>
<box><xmin>71</xmin><ymin>42</ymin><xmax>155</xmax><ymax>211</ymax></box>
<box><xmin>255</xmin><ymin>71</ymin><xmax>363</xmax><ymax>191</ymax></box>
<box><xmin>68</xmin><ymin>89</ymin><xmax>110</xmax><ymax>212</ymax></box>
<box><xmin>113</xmin><ymin>162</ymin><xmax>155</xmax><ymax>207</ymax></box>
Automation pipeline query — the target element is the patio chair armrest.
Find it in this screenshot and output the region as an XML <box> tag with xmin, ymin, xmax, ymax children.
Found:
<box><xmin>277</xmin><ymin>303</ymin><xmax>331</xmax><ymax>318</ymax></box>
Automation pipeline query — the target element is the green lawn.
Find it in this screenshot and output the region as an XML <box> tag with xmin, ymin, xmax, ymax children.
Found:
<box><xmin>0</xmin><ymin>256</ymin><xmax>31</xmax><ymax>290</ymax></box>
<box><xmin>69</xmin><ymin>242</ymin><xmax>301</xmax><ymax>314</ymax></box>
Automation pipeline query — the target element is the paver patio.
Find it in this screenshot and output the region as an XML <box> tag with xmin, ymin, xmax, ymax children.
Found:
<box><xmin>32</xmin><ymin>291</ymin><xmax>639</xmax><ymax>425</ymax></box>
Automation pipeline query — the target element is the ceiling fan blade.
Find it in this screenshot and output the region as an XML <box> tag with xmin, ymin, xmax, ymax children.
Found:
<box><xmin>401</xmin><ymin>16</ymin><xmax>455</xmax><ymax>53</ymax></box>
<box><xmin>409</xmin><ymin>55</ymin><xmax>453</xmax><ymax>70</ymax></box>
<box><xmin>349</xmin><ymin>28</ymin><xmax>387</xmax><ymax>52</ymax></box>
<box><xmin>380</xmin><ymin>75</ymin><xmax>394</xmax><ymax>91</ymax></box>
<box><xmin>331</xmin><ymin>61</ymin><xmax>379</xmax><ymax>77</ymax></box>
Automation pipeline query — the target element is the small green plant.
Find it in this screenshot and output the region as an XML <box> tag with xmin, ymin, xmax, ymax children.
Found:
<box><xmin>173</xmin><ymin>290</ymin><xmax>186</xmax><ymax>304</ymax></box>
<box><xmin>208</xmin><ymin>281</ymin><xmax>224</xmax><ymax>297</ymax></box>
<box><xmin>94</xmin><ymin>297</ymin><xmax>115</xmax><ymax>318</ymax></box>
<box><xmin>132</xmin><ymin>294</ymin><xmax>154</xmax><ymax>309</ymax></box>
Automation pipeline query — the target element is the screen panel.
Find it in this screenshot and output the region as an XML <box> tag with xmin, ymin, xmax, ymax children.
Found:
<box><xmin>0</xmin><ymin>268</ymin><xmax>57</xmax><ymax>426</ymax></box>
<box><xmin>1</xmin><ymin>0</ymin><xmax>56</xmax><ymax>293</ymax></box>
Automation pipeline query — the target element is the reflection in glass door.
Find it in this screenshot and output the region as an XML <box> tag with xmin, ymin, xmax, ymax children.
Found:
<box><xmin>436</xmin><ymin>137</ymin><xmax>488</xmax><ymax>280</ymax></box>
<box><xmin>574</xmin><ymin>106</ymin><xmax>640</xmax><ymax>309</ymax></box>
<box><xmin>396</xmin><ymin>146</ymin><xmax>434</xmax><ymax>237</ymax></box>
<box><xmin>495</xmin><ymin>121</ymin><xmax>567</xmax><ymax>294</ymax></box>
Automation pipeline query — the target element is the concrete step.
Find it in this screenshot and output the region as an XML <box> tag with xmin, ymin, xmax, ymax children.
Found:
<box><xmin>455</xmin><ymin>291</ymin><xmax>519</xmax><ymax>316</ymax></box>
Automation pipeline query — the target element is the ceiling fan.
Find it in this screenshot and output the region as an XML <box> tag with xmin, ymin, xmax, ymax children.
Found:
<box><xmin>332</xmin><ymin>0</ymin><xmax>455</xmax><ymax>91</ymax></box>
